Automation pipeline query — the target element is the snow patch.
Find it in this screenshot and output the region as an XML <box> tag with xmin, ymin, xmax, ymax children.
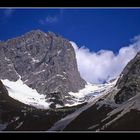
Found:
<box><xmin>15</xmin><ymin>121</ymin><xmax>24</xmax><ymax>129</ymax></box>
<box><xmin>57</xmin><ymin>50</ymin><xmax>61</xmax><ymax>55</ymax></box>
<box><xmin>55</xmin><ymin>104</ymin><xmax>63</xmax><ymax>108</ymax></box>
<box><xmin>1</xmin><ymin>79</ymin><xmax>51</xmax><ymax>109</ymax></box>
<box><xmin>34</xmin><ymin>70</ymin><xmax>45</xmax><ymax>75</ymax></box>
<box><xmin>5</xmin><ymin>57</ymin><xmax>10</xmax><ymax>61</ymax></box>
<box><xmin>32</xmin><ymin>58</ymin><xmax>40</xmax><ymax>63</ymax></box>
<box><xmin>68</xmin><ymin>77</ymin><xmax>118</xmax><ymax>104</ymax></box>
<box><xmin>63</xmin><ymin>72</ymin><xmax>66</xmax><ymax>75</ymax></box>
<box><xmin>56</xmin><ymin>74</ymin><xmax>64</xmax><ymax>77</ymax></box>
<box><xmin>44</xmin><ymin>33</ymin><xmax>48</xmax><ymax>37</ymax></box>
<box><xmin>56</xmin><ymin>74</ymin><xmax>66</xmax><ymax>79</ymax></box>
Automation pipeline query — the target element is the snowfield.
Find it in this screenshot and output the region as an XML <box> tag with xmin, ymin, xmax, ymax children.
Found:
<box><xmin>1</xmin><ymin>77</ymin><xmax>118</xmax><ymax>110</ymax></box>
<box><xmin>1</xmin><ymin>79</ymin><xmax>51</xmax><ymax>109</ymax></box>
<box><xmin>68</xmin><ymin>78</ymin><xmax>118</xmax><ymax>104</ymax></box>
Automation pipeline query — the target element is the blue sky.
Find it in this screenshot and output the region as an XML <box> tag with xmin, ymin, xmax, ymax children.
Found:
<box><xmin>1</xmin><ymin>8</ymin><xmax>140</xmax><ymax>83</ymax></box>
<box><xmin>0</xmin><ymin>8</ymin><xmax>140</xmax><ymax>53</ymax></box>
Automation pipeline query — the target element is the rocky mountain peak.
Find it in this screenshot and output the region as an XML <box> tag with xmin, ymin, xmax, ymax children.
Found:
<box><xmin>0</xmin><ymin>29</ymin><xmax>86</xmax><ymax>105</ymax></box>
<box><xmin>47</xmin><ymin>31</ymin><xmax>58</xmax><ymax>36</ymax></box>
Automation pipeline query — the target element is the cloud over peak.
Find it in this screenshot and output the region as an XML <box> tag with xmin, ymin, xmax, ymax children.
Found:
<box><xmin>39</xmin><ymin>9</ymin><xmax>64</xmax><ymax>25</ymax></box>
<box><xmin>70</xmin><ymin>36</ymin><xmax>140</xmax><ymax>84</ymax></box>
<box><xmin>39</xmin><ymin>16</ymin><xmax>58</xmax><ymax>24</ymax></box>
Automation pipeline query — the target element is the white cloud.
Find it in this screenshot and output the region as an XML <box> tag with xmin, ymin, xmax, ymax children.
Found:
<box><xmin>39</xmin><ymin>10</ymin><xmax>64</xmax><ymax>25</ymax></box>
<box><xmin>70</xmin><ymin>36</ymin><xmax>140</xmax><ymax>84</ymax></box>
<box><xmin>39</xmin><ymin>16</ymin><xmax>58</xmax><ymax>24</ymax></box>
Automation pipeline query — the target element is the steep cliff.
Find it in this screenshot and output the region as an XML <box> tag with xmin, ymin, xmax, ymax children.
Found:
<box><xmin>0</xmin><ymin>30</ymin><xmax>86</xmax><ymax>105</ymax></box>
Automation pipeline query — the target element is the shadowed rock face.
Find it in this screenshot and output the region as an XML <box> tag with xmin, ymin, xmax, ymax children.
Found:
<box><xmin>115</xmin><ymin>52</ymin><xmax>140</xmax><ymax>104</ymax></box>
<box><xmin>0</xmin><ymin>30</ymin><xmax>86</xmax><ymax>97</ymax></box>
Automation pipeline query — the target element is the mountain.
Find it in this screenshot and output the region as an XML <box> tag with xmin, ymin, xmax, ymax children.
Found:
<box><xmin>49</xmin><ymin>51</ymin><xmax>140</xmax><ymax>131</ymax></box>
<box><xmin>0</xmin><ymin>30</ymin><xmax>86</xmax><ymax>107</ymax></box>
<box><xmin>0</xmin><ymin>77</ymin><xmax>116</xmax><ymax>131</ymax></box>
<box><xmin>1</xmin><ymin>29</ymin><xmax>140</xmax><ymax>131</ymax></box>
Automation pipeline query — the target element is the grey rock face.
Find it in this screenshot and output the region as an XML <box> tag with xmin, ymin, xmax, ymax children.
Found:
<box><xmin>0</xmin><ymin>42</ymin><xmax>19</xmax><ymax>81</ymax></box>
<box><xmin>0</xmin><ymin>30</ymin><xmax>86</xmax><ymax>98</ymax></box>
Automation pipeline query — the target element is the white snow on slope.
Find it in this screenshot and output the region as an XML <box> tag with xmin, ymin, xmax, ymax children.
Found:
<box><xmin>32</xmin><ymin>58</ymin><xmax>40</xmax><ymax>63</ymax></box>
<box><xmin>1</xmin><ymin>79</ymin><xmax>51</xmax><ymax>109</ymax></box>
<box><xmin>68</xmin><ymin>77</ymin><xmax>118</xmax><ymax>105</ymax></box>
<box><xmin>1</xmin><ymin>77</ymin><xmax>118</xmax><ymax>110</ymax></box>
<box><xmin>49</xmin><ymin>78</ymin><xmax>118</xmax><ymax>131</ymax></box>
